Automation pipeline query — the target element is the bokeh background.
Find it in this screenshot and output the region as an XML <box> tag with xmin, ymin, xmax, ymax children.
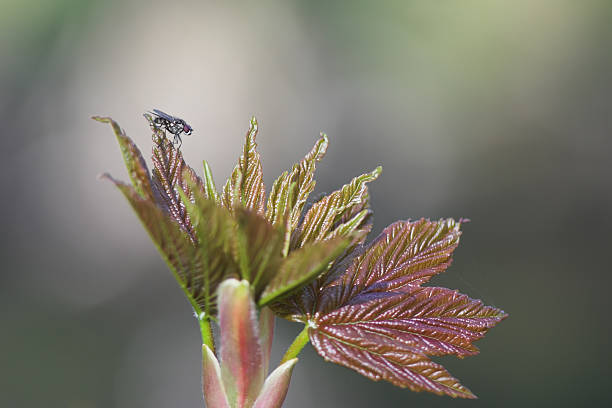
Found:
<box><xmin>1</xmin><ymin>0</ymin><xmax>611</xmax><ymax>407</ymax></box>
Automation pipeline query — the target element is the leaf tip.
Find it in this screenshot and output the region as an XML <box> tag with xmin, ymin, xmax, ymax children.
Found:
<box><xmin>98</xmin><ymin>172</ymin><xmax>117</xmax><ymax>184</ymax></box>
<box><xmin>497</xmin><ymin>309</ymin><xmax>509</xmax><ymax>320</ymax></box>
<box><xmin>313</xmin><ymin>133</ymin><xmax>330</xmax><ymax>160</ymax></box>
<box><xmin>92</xmin><ymin>115</ymin><xmax>110</xmax><ymax>123</ymax></box>
<box><xmin>462</xmin><ymin>389</ymin><xmax>478</xmax><ymax>399</ymax></box>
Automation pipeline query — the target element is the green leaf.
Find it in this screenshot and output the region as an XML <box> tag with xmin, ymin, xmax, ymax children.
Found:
<box><xmin>222</xmin><ymin>117</ymin><xmax>266</xmax><ymax>214</ymax></box>
<box><xmin>259</xmin><ymin>236</ymin><xmax>352</xmax><ymax>307</ymax></box>
<box><xmin>178</xmin><ymin>171</ymin><xmax>240</xmax><ymax>317</ymax></box>
<box><xmin>202</xmin><ymin>159</ymin><xmax>220</xmax><ymax>202</ymax></box>
<box><xmin>218</xmin><ymin>279</ymin><xmax>265</xmax><ymax>408</ymax></box>
<box><xmin>266</xmin><ymin>170</ymin><xmax>290</xmax><ymax>226</ymax></box>
<box><xmin>293</xmin><ymin>166</ymin><xmax>381</xmax><ymax>248</ymax></box>
<box><xmin>328</xmin><ymin>208</ymin><xmax>371</xmax><ymax>239</ymax></box>
<box><xmin>252</xmin><ymin>359</ymin><xmax>298</xmax><ymax>408</ymax></box>
<box><xmin>325</xmin><ymin>207</ymin><xmax>373</xmax><ymax>268</ymax></box>
<box><xmin>93</xmin><ymin>116</ymin><xmax>154</xmax><ymax>201</ymax></box>
<box><xmin>202</xmin><ymin>345</ymin><xmax>230</xmax><ymax>408</ymax></box>
<box><xmin>97</xmin><ymin>115</ymin><xmax>234</xmax><ymax>319</ymax></box>
<box><xmin>233</xmin><ymin>207</ymin><xmax>285</xmax><ymax>300</ymax></box>
<box><xmin>266</xmin><ymin>134</ymin><xmax>328</xmax><ymax>231</ymax></box>
<box><xmin>102</xmin><ymin>175</ymin><xmax>206</xmax><ymax>314</ymax></box>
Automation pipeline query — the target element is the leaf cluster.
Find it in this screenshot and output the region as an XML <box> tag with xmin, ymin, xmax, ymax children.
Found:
<box><xmin>95</xmin><ymin>115</ymin><xmax>507</xmax><ymax>399</ymax></box>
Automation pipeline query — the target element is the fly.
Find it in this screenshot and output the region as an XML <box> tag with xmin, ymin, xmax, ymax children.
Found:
<box><xmin>147</xmin><ymin>109</ymin><xmax>193</xmax><ymax>148</ymax></box>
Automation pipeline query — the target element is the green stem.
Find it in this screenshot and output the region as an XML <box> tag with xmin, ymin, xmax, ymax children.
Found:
<box><xmin>199</xmin><ymin>314</ymin><xmax>215</xmax><ymax>354</ymax></box>
<box><xmin>281</xmin><ymin>324</ymin><xmax>310</xmax><ymax>364</ymax></box>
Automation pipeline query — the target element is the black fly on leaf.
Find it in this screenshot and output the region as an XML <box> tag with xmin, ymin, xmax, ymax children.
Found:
<box><xmin>146</xmin><ymin>109</ymin><xmax>193</xmax><ymax>148</ymax></box>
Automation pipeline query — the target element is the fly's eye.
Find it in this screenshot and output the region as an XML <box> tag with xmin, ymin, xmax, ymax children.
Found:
<box><xmin>184</xmin><ymin>125</ymin><xmax>192</xmax><ymax>134</ymax></box>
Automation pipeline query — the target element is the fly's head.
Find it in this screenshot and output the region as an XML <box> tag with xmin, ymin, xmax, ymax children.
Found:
<box><xmin>176</xmin><ymin>119</ymin><xmax>193</xmax><ymax>135</ymax></box>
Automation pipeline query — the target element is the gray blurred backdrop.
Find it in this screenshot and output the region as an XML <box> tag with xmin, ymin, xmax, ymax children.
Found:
<box><xmin>1</xmin><ymin>0</ymin><xmax>611</xmax><ymax>407</ymax></box>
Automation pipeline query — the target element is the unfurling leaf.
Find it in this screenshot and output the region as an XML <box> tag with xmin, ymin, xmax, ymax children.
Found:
<box><xmin>99</xmin><ymin>114</ymin><xmax>507</xmax><ymax>402</ymax></box>
<box><xmin>293</xmin><ymin>166</ymin><xmax>381</xmax><ymax>248</ymax></box>
<box><xmin>218</xmin><ymin>279</ymin><xmax>265</xmax><ymax>408</ymax></box>
<box><xmin>97</xmin><ymin>116</ymin><xmax>241</xmax><ymax>320</ymax></box>
<box><xmin>202</xmin><ymin>159</ymin><xmax>220</xmax><ymax>202</ymax></box>
<box><xmin>178</xmin><ymin>172</ymin><xmax>239</xmax><ymax>316</ymax></box>
<box><xmin>266</xmin><ymin>170</ymin><xmax>291</xmax><ymax>226</ymax></box>
<box><xmin>259</xmin><ymin>236</ymin><xmax>352</xmax><ymax>307</ymax></box>
<box><xmin>222</xmin><ymin>117</ymin><xmax>266</xmax><ymax>214</ymax></box>
<box><xmin>266</xmin><ymin>134</ymin><xmax>328</xmax><ymax>231</ymax></box>
<box><xmin>151</xmin><ymin>138</ymin><xmax>204</xmax><ymax>240</ymax></box>
<box><xmin>93</xmin><ymin>116</ymin><xmax>154</xmax><ymax>201</ymax></box>
<box><xmin>102</xmin><ymin>176</ymin><xmax>205</xmax><ymax>305</ymax></box>
<box><xmin>233</xmin><ymin>208</ymin><xmax>285</xmax><ymax>299</ymax></box>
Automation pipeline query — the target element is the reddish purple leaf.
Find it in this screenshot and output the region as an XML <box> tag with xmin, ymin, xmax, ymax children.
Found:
<box><xmin>316</xmin><ymin>287</ymin><xmax>507</xmax><ymax>358</ymax></box>
<box><xmin>310</xmin><ymin>326</ymin><xmax>475</xmax><ymax>398</ymax></box>
<box><xmin>277</xmin><ymin>218</ymin><xmax>463</xmax><ymax>319</ymax></box>
<box><xmin>277</xmin><ymin>218</ymin><xmax>507</xmax><ymax>398</ymax></box>
<box><xmin>309</xmin><ymin>288</ymin><xmax>506</xmax><ymax>398</ymax></box>
<box><xmin>151</xmin><ymin>140</ymin><xmax>204</xmax><ymax>240</ymax></box>
<box><xmin>98</xmin><ymin>114</ymin><xmax>508</xmax><ymax>400</ymax></box>
<box><xmin>320</xmin><ymin>218</ymin><xmax>463</xmax><ymax>314</ymax></box>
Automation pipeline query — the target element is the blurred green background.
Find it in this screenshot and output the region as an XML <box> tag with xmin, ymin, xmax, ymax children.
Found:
<box><xmin>1</xmin><ymin>0</ymin><xmax>610</xmax><ymax>406</ymax></box>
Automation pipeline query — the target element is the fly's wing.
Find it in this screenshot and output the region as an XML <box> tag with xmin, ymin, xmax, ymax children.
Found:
<box><xmin>152</xmin><ymin>109</ymin><xmax>176</xmax><ymax>121</ymax></box>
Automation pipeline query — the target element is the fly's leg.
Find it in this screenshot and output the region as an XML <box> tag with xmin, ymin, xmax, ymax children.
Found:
<box><xmin>174</xmin><ymin>133</ymin><xmax>183</xmax><ymax>149</ymax></box>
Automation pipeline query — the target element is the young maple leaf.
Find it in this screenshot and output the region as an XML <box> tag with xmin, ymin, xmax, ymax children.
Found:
<box><xmin>96</xmin><ymin>113</ymin><xmax>507</xmax><ymax>404</ymax></box>
<box><xmin>93</xmin><ymin>115</ymin><xmax>232</xmax><ymax>323</ymax></box>
<box><xmin>275</xmin><ymin>218</ymin><xmax>508</xmax><ymax>398</ymax></box>
<box><xmin>93</xmin><ymin>114</ymin><xmax>352</xmax><ymax>322</ymax></box>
